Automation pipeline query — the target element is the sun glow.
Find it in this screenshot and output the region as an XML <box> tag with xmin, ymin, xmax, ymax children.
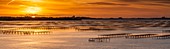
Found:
<box><xmin>31</xmin><ymin>16</ymin><xmax>36</xmax><ymax>18</ymax></box>
<box><xmin>24</xmin><ymin>0</ymin><xmax>43</xmax><ymax>2</ymax></box>
<box><xmin>25</xmin><ymin>6</ymin><xmax>41</xmax><ymax>14</ymax></box>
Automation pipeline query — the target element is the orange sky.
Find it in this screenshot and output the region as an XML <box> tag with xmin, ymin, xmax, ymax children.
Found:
<box><xmin>0</xmin><ymin>0</ymin><xmax>170</xmax><ymax>18</ymax></box>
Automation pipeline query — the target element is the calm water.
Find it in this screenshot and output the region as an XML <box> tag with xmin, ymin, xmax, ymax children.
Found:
<box><xmin>0</xmin><ymin>20</ymin><xmax>170</xmax><ymax>49</ymax></box>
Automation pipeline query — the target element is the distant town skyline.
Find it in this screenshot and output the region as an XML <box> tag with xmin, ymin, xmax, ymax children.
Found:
<box><xmin>0</xmin><ymin>0</ymin><xmax>170</xmax><ymax>18</ymax></box>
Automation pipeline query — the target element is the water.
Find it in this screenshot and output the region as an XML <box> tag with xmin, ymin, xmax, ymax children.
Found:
<box><xmin>0</xmin><ymin>20</ymin><xmax>170</xmax><ymax>49</ymax></box>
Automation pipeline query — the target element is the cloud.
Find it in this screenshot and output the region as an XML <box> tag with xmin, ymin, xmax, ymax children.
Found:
<box><xmin>86</xmin><ymin>2</ymin><xmax>129</xmax><ymax>6</ymax></box>
<box><xmin>141</xmin><ymin>3</ymin><xmax>170</xmax><ymax>7</ymax></box>
<box><xmin>117</xmin><ymin>0</ymin><xmax>140</xmax><ymax>2</ymax></box>
<box><xmin>116</xmin><ymin>0</ymin><xmax>170</xmax><ymax>7</ymax></box>
<box><xmin>118</xmin><ymin>0</ymin><xmax>170</xmax><ymax>4</ymax></box>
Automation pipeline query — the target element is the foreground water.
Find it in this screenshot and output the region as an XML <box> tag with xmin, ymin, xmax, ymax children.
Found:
<box><xmin>0</xmin><ymin>20</ymin><xmax>170</xmax><ymax>49</ymax></box>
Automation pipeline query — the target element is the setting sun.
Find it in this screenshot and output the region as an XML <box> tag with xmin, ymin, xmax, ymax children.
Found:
<box><xmin>25</xmin><ymin>6</ymin><xmax>41</xmax><ymax>14</ymax></box>
<box><xmin>31</xmin><ymin>16</ymin><xmax>36</xmax><ymax>18</ymax></box>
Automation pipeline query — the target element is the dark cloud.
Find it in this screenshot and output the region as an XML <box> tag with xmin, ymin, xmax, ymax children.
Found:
<box><xmin>147</xmin><ymin>0</ymin><xmax>170</xmax><ymax>2</ymax></box>
<box><xmin>69</xmin><ymin>6</ymin><xmax>157</xmax><ymax>12</ymax></box>
<box><xmin>156</xmin><ymin>1</ymin><xmax>170</xmax><ymax>4</ymax></box>
<box><xmin>118</xmin><ymin>0</ymin><xmax>170</xmax><ymax>4</ymax></box>
<box><xmin>87</xmin><ymin>2</ymin><xmax>129</xmax><ymax>6</ymax></box>
<box><xmin>118</xmin><ymin>0</ymin><xmax>140</xmax><ymax>2</ymax></box>
<box><xmin>116</xmin><ymin>0</ymin><xmax>170</xmax><ymax>7</ymax></box>
<box><xmin>141</xmin><ymin>3</ymin><xmax>170</xmax><ymax>7</ymax></box>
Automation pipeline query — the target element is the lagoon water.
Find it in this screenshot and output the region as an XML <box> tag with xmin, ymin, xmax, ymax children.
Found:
<box><xmin>0</xmin><ymin>20</ymin><xmax>170</xmax><ymax>49</ymax></box>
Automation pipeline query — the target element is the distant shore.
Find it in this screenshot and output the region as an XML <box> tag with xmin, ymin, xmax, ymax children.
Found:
<box><xmin>0</xmin><ymin>16</ymin><xmax>170</xmax><ymax>21</ymax></box>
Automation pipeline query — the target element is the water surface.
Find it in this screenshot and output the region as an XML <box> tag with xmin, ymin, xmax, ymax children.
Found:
<box><xmin>0</xmin><ymin>20</ymin><xmax>170</xmax><ymax>49</ymax></box>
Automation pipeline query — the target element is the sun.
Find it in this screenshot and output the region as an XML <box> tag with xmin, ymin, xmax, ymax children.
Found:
<box><xmin>25</xmin><ymin>6</ymin><xmax>41</xmax><ymax>14</ymax></box>
<box><xmin>31</xmin><ymin>16</ymin><xmax>36</xmax><ymax>18</ymax></box>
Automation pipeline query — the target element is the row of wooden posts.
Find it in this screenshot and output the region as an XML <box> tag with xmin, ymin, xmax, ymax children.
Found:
<box><xmin>89</xmin><ymin>33</ymin><xmax>170</xmax><ymax>42</ymax></box>
<box><xmin>0</xmin><ymin>30</ymin><xmax>50</xmax><ymax>35</ymax></box>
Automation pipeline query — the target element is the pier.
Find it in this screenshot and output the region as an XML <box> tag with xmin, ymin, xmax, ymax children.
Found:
<box><xmin>153</xmin><ymin>34</ymin><xmax>170</xmax><ymax>39</ymax></box>
<box><xmin>88</xmin><ymin>33</ymin><xmax>170</xmax><ymax>42</ymax></box>
<box><xmin>99</xmin><ymin>33</ymin><xmax>131</xmax><ymax>38</ymax></box>
<box><xmin>89</xmin><ymin>37</ymin><xmax>110</xmax><ymax>42</ymax></box>
<box><xmin>88</xmin><ymin>33</ymin><xmax>131</xmax><ymax>42</ymax></box>
<box><xmin>0</xmin><ymin>29</ymin><xmax>50</xmax><ymax>35</ymax></box>
<box><xmin>125</xmin><ymin>34</ymin><xmax>157</xmax><ymax>39</ymax></box>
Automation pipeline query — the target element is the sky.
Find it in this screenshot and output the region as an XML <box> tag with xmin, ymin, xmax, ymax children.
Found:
<box><xmin>0</xmin><ymin>0</ymin><xmax>170</xmax><ymax>18</ymax></box>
